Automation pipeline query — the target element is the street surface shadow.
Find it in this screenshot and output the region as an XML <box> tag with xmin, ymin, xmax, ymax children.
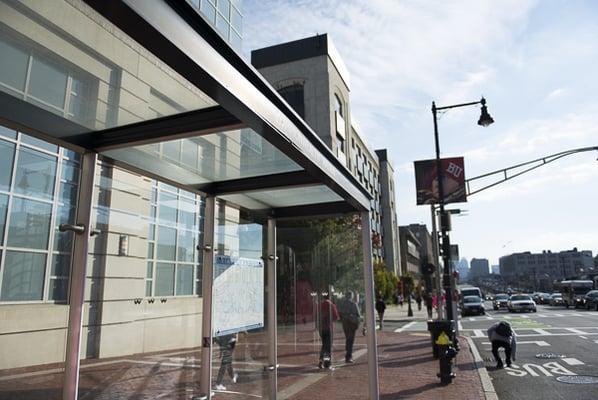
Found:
<box><xmin>380</xmin><ymin>382</ymin><xmax>442</xmax><ymax>399</ymax></box>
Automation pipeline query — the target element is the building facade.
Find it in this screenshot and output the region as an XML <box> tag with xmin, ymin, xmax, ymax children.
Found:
<box><xmin>470</xmin><ymin>258</ymin><xmax>490</xmax><ymax>278</ymax></box>
<box><xmin>251</xmin><ymin>34</ymin><xmax>400</xmax><ymax>274</ymax></box>
<box><xmin>398</xmin><ymin>226</ymin><xmax>421</xmax><ymax>278</ymax></box>
<box><xmin>499</xmin><ymin>248</ymin><xmax>595</xmax><ymax>288</ymax></box>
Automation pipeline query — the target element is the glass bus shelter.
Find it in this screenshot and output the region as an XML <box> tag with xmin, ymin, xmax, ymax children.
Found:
<box><xmin>0</xmin><ymin>1</ymin><xmax>378</xmax><ymax>399</ymax></box>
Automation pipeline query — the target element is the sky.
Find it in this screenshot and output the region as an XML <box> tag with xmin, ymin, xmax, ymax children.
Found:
<box><xmin>242</xmin><ymin>0</ymin><xmax>598</xmax><ymax>266</ymax></box>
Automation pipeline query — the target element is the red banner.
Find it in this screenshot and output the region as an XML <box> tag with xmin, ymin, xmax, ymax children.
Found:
<box><xmin>414</xmin><ymin>157</ymin><xmax>466</xmax><ymax>205</ymax></box>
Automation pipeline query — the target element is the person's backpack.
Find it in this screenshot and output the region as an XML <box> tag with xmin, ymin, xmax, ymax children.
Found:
<box><xmin>495</xmin><ymin>321</ymin><xmax>512</xmax><ymax>337</ymax></box>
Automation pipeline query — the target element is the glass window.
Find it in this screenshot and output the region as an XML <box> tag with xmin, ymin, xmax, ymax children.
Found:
<box><xmin>156</xmin><ymin>226</ymin><xmax>176</xmax><ymax>261</ymax></box>
<box><xmin>217</xmin><ymin>0</ymin><xmax>230</xmax><ymax>17</ymax></box>
<box><xmin>14</xmin><ymin>147</ymin><xmax>57</xmax><ymax>200</ymax></box>
<box><xmin>51</xmin><ymin>254</ymin><xmax>71</xmax><ymax>277</ymax></box>
<box><xmin>230</xmin><ymin>5</ymin><xmax>242</xmax><ymax>35</ymax></box>
<box><xmin>334</xmin><ymin>94</ymin><xmax>343</xmax><ymax>116</ymax></box>
<box><xmin>54</xmin><ymin>205</ymin><xmax>76</xmax><ymax>252</ymax></box>
<box><xmin>178</xmin><ymin>197</ymin><xmax>196</xmax><ymax>230</ymax></box>
<box><xmin>177</xmin><ymin>229</ymin><xmax>195</xmax><ymax>262</ymax></box>
<box><xmin>0</xmin><ymin>125</ymin><xmax>17</xmax><ymax>140</ymax></box>
<box><xmin>229</xmin><ymin>29</ymin><xmax>242</xmax><ymax>52</ymax></box>
<box><xmin>158</xmin><ymin>192</ymin><xmax>178</xmax><ymax>225</ymax></box>
<box><xmin>7</xmin><ymin>197</ymin><xmax>52</xmax><ymax>250</ymax></box>
<box><xmin>0</xmin><ymin>36</ymin><xmax>29</xmax><ymax>92</ymax></box>
<box><xmin>176</xmin><ymin>264</ymin><xmax>193</xmax><ymax>295</ymax></box>
<box><xmin>216</xmin><ymin>13</ymin><xmax>229</xmax><ymax>38</ymax></box>
<box><xmin>0</xmin><ymin>194</ymin><xmax>7</xmax><ymax>243</ymax></box>
<box><xmin>155</xmin><ymin>262</ymin><xmax>175</xmax><ymax>296</ymax></box>
<box><xmin>200</xmin><ymin>0</ymin><xmax>217</xmax><ymax>23</ymax></box>
<box><xmin>48</xmin><ymin>278</ymin><xmax>68</xmax><ymax>301</ymax></box>
<box><xmin>0</xmin><ymin>251</ymin><xmax>47</xmax><ymax>301</ymax></box>
<box><xmin>28</xmin><ymin>56</ymin><xmax>68</xmax><ymax>109</ymax></box>
<box><xmin>21</xmin><ymin>134</ymin><xmax>58</xmax><ymax>153</ymax></box>
<box><xmin>145</xmin><ymin>280</ymin><xmax>152</xmax><ymax>297</ymax></box>
<box><xmin>0</xmin><ymin>139</ymin><xmax>15</xmax><ymax>191</ymax></box>
<box><xmin>278</xmin><ymin>84</ymin><xmax>305</xmax><ymax>118</ymax></box>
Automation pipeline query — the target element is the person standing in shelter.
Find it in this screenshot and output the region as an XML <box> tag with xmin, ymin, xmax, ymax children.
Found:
<box><xmin>214</xmin><ymin>333</ymin><xmax>238</xmax><ymax>391</ymax></box>
<box><xmin>318</xmin><ymin>293</ymin><xmax>339</xmax><ymax>369</ymax></box>
<box><xmin>375</xmin><ymin>296</ymin><xmax>386</xmax><ymax>329</ymax></box>
<box><xmin>338</xmin><ymin>290</ymin><xmax>361</xmax><ymax>363</ymax></box>
<box><xmin>487</xmin><ymin>321</ymin><xmax>517</xmax><ymax>369</ymax></box>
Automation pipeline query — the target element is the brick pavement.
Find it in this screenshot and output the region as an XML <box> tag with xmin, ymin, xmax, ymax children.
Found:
<box><xmin>0</xmin><ymin>320</ymin><xmax>487</xmax><ymax>399</ymax></box>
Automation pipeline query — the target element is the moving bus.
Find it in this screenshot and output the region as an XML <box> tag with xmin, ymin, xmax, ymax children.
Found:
<box><xmin>557</xmin><ymin>280</ymin><xmax>594</xmax><ymax>308</ymax></box>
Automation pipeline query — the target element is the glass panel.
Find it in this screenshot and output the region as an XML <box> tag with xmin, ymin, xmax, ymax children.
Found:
<box><xmin>217</xmin><ymin>0</ymin><xmax>230</xmax><ymax>18</ymax></box>
<box><xmin>0</xmin><ymin>139</ymin><xmax>15</xmax><ymax>191</ymax></box>
<box><xmin>0</xmin><ymin>249</ymin><xmax>68</xmax><ymax>398</ymax></box>
<box><xmin>155</xmin><ymin>262</ymin><xmax>175</xmax><ymax>296</ymax></box>
<box><xmin>276</xmin><ymin>215</ymin><xmax>368</xmax><ymax>398</ymax></box>
<box><xmin>177</xmin><ymin>229</ymin><xmax>195</xmax><ymax>262</ymax></box>
<box><xmin>0</xmin><ymin>194</ymin><xmax>7</xmax><ymax>243</ymax></box>
<box><xmin>178</xmin><ymin>196</ymin><xmax>196</xmax><ymax>230</ymax></box>
<box><xmin>200</xmin><ymin>0</ymin><xmax>217</xmax><ymax>23</ymax></box>
<box><xmin>221</xmin><ymin>185</ymin><xmax>343</xmax><ymax>210</ymax></box>
<box><xmin>0</xmin><ymin>34</ymin><xmax>28</xmax><ymax>92</ymax></box>
<box><xmin>103</xmin><ymin>128</ymin><xmax>302</xmax><ymax>186</ymax></box>
<box><xmin>156</xmin><ymin>226</ymin><xmax>176</xmax><ymax>261</ymax></box>
<box><xmin>7</xmin><ymin>197</ymin><xmax>52</xmax><ymax>249</ymax></box>
<box><xmin>20</xmin><ymin>133</ymin><xmax>59</xmax><ymax>153</ymax></box>
<box><xmin>0</xmin><ymin>1</ymin><xmax>217</xmax><ymax>132</ymax></box>
<box><xmin>176</xmin><ymin>264</ymin><xmax>193</xmax><ymax>295</ymax></box>
<box><xmin>14</xmin><ymin>147</ymin><xmax>57</xmax><ymax>200</ymax></box>
<box><xmin>158</xmin><ymin>191</ymin><xmax>177</xmax><ymax>225</ymax></box>
<box><xmin>215</xmin><ymin>13</ymin><xmax>229</xmax><ymax>38</ymax></box>
<box><xmin>230</xmin><ymin>5</ymin><xmax>242</xmax><ymax>35</ymax></box>
<box><xmin>0</xmin><ymin>125</ymin><xmax>17</xmax><ymax>139</ymax></box>
<box><xmin>51</xmin><ymin>253</ymin><xmax>71</xmax><ymax>277</ymax></box>
<box><xmin>48</xmin><ymin>277</ymin><xmax>69</xmax><ymax>301</ymax></box>
<box><xmin>81</xmin><ymin>163</ymin><xmax>205</xmax><ymax>398</ymax></box>
<box><xmin>211</xmin><ymin>201</ymin><xmax>266</xmax><ymax>396</ymax></box>
<box><xmin>0</xmin><ymin>250</ymin><xmax>47</xmax><ymax>301</ymax></box>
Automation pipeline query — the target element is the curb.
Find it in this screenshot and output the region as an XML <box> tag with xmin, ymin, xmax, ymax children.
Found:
<box><xmin>465</xmin><ymin>336</ymin><xmax>499</xmax><ymax>400</ymax></box>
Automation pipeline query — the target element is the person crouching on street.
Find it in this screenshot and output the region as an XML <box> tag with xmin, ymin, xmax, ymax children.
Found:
<box><xmin>487</xmin><ymin>321</ymin><xmax>517</xmax><ymax>369</ymax></box>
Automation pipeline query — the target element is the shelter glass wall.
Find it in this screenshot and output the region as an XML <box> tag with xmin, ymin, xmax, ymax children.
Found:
<box><xmin>0</xmin><ymin>124</ymin><xmax>79</xmax><ymax>399</ymax></box>
<box><xmin>276</xmin><ymin>215</ymin><xmax>369</xmax><ymax>399</ymax></box>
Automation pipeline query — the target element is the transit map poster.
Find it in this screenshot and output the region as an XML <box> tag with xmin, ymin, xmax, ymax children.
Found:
<box><xmin>212</xmin><ymin>255</ymin><xmax>264</xmax><ymax>336</ymax></box>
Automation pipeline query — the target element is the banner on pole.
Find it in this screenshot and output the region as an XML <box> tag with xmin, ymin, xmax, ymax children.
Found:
<box><xmin>414</xmin><ymin>157</ymin><xmax>467</xmax><ymax>205</ymax></box>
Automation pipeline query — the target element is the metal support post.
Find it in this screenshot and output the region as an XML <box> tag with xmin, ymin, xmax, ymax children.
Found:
<box><xmin>199</xmin><ymin>196</ymin><xmax>216</xmax><ymax>399</ymax></box>
<box><xmin>361</xmin><ymin>212</ymin><xmax>380</xmax><ymax>400</ymax></box>
<box><xmin>266</xmin><ymin>218</ymin><xmax>277</xmax><ymax>399</ymax></box>
<box><xmin>432</xmin><ymin>102</ymin><xmax>454</xmax><ymax>324</ymax></box>
<box><xmin>430</xmin><ymin>205</ymin><xmax>443</xmax><ymax>319</ymax></box>
<box><xmin>63</xmin><ymin>152</ymin><xmax>97</xmax><ymax>400</ymax></box>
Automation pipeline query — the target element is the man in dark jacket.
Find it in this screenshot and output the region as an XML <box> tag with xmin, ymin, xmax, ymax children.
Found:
<box><xmin>487</xmin><ymin>321</ymin><xmax>517</xmax><ymax>368</ymax></box>
<box><xmin>338</xmin><ymin>291</ymin><xmax>361</xmax><ymax>363</ymax></box>
<box><xmin>375</xmin><ymin>296</ymin><xmax>386</xmax><ymax>329</ymax></box>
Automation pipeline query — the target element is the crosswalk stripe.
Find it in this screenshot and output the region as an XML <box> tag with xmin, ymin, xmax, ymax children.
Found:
<box><xmin>570</xmin><ymin>313</ymin><xmax>583</xmax><ymax>317</ymax></box>
<box><xmin>533</xmin><ymin>329</ymin><xmax>552</xmax><ymax>335</ymax></box>
<box><xmin>566</xmin><ymin>328</ymin><xmax>588</xmax><ymax>334</ymax></box>
<box><xmin>469</xmin><ymin>318</ymin><xmax>476</xmax><ymax>322</ymax></box>
<box><xmin>473</xmin><ymin>329</ymin><xmax>484</xmax><ymax>338</ymax></box>
<box><xmin>394</xmin><ymin>321</ymin><xmax>416</xmax><ymax>333</ymax></box>
<box><xmin>485</xmin><ymin>316</ymin><xmax>493</xmax><ymax>320</ymax></box>
<box><xmin>520</xmin><ymin>315</ymin><xmax>529</xmax><ymax>319</ymax></box>
<box><xmin>504</xmin><ymin>316</ymin><xmax>512</xmax><ymax>319</ymax></box>
<box><xmin>562</xmin><ymin>358</ymin><xmax>584</xmax><ymax>366</ymax></box>
<box><xmin>552</xmin><ymin>313</ymin><xmax>564</xmax><ymax>317</ymax></box>
<box><xmin>536</xmin><ymin>314</ymin><xmax>547</xmax><ymax>317</ymax></box>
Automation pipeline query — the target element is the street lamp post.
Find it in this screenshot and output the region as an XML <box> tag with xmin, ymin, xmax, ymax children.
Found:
<box><xmin>431</xmin><ymin>97</ymin><xmax>494</xmax><ymax>323</ymax></box>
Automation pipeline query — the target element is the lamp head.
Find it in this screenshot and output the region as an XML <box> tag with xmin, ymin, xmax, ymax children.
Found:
<box><xmin>477</xmin><ymin>97</ymin><xmax>494</xmax><ymax>127</ymax></box>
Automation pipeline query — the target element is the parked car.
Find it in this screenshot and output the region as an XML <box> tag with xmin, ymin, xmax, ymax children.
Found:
<box><xmin>549</xmin><ymin>293</ymin><xmax>564</xmax><ymax>306</ymax></box>
<box><xmin>461</xmin><ymin>295</ymin><xmax>486</xmax><ymax>316</ymax></box>
<box><xmin>493</xmin><ymin>294</ymin><xmax>509</xmax><ymax>310</ymax></box>
<box><xmin>508</xmin><ymin>294</ymin><xmax>537</xmax><ymax>313</ymax></box>
<box><xmin>583</xmin><ymin>290</ymin><xmax>598</xmax><ymax>311</ymax></box>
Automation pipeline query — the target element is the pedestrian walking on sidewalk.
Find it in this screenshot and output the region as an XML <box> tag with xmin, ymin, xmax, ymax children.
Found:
<box><xmin>375</xmin><ymin>296</ymin><xmax>386</xmax><ymax>329</ymax></box>
<box><xmin>338</xmin><ymin>290</ymin><xmax>360</xmax><ymax>363</ymax></box>
<box><xmin>397</xmin><ymin>294</ymin><xmax>404</xmax><ymax>308</ymax></box>
<box><xmin>318</xmin><ymin>293</ymin><xmax>339</xmax><ymax>369</ymax></box>
<box><xmin>423</xmin><ymin>292</ymin><xmax>433</xmax><ymax>319</ymax></box>
<box><xmin>214</xmin><ymin>333</ymin><xmax>238</xmax><ymax>391</ymax></box>
<box><xmin>487</xmin><ymin>321</ymin><xmax>517</xmax><ymax>369</ymax></box>
<box><xmin>416</xmin><ymin>294</ymin><xmax>422</xmax><ymax>311</ymax></box>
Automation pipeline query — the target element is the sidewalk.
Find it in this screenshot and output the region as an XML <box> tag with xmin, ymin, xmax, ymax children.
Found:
<box><xmin>289</xmin><ymin>331</ymin><xmax>486</xmax><ymax>400</ymax></box>
<box><xmin>384</xmin><ymin>303</ymin><xmax>437</xmax><ymax>323</ymax></box>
